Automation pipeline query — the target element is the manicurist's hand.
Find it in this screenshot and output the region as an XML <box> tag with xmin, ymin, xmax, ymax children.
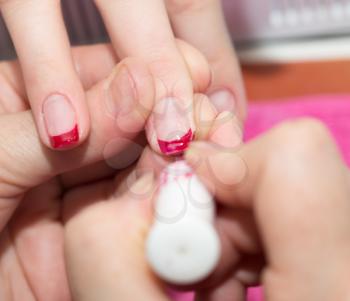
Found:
<box><xmin>0</xmin><ymin>0</ymin><xmax>244</xmax><ymax>153</ymax></box>
<box><xmin>65</xmin><ymin>117</ymin><xmax>350</xmax><ymax>301</ymax></box>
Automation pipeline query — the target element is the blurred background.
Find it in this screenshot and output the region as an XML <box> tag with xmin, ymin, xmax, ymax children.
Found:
<box><xmin>1</xmin><ymin>0</ymin><xmax>350</xmax><ymax>101</ymax></box>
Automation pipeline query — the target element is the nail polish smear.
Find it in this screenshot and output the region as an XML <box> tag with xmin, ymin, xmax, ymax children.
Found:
<box><xmin>158</xmin><ymin>129</ymin><xmax>194</xmax><ymax>156</ymax></box>
<box><xmin>49</xmin><ymin>124</ymin><xmax>79</xmax><ymax>149</ymax></box>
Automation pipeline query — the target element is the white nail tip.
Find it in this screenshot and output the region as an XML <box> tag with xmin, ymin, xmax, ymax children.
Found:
<box><xmin>146</xmin><ymin>161</ymin><xmax>221</xmax><ymax>285</ymax></box>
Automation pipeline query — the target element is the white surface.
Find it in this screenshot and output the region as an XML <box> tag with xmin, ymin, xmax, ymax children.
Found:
<box><xmin>223</xmin><ymin>0</ymin><xmax>350</xmax><ymax>41</ymax></box>
<box><xmin>146</xmin><ymin>161</ymin><xmax>220</xmax><ymax>285</ymax></box>
<box><xmin>238</xmin><ymin>36</ymin><xmax>350</xmax><ymax>63</ymax></box>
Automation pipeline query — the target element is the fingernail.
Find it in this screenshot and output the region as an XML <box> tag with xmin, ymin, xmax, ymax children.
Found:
<box><xmin>208</xmin><ymin>89</ymin><xmax>235</xmax><ymax>113</ymax></box>
<box><xmin>154</xmin><ymin>98</ymin><xmax>194</xmax><ymax>156</ymax></box>
<box><xmin>43</xmin><ymin>94</ymin><xmax>79</xmax><ymax>149</ymax></box>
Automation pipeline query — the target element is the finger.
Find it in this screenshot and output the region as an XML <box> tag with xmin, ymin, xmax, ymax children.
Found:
<box><xmin>0</xmin><ymin>59</ymin><xmax>27</xmax><ymax>114</ymax></box>
<box><xmin>0</xmin><ymin>40</ymin><xmax>209</xmax><ymax>113</ymax></box>
<box><xmin>166</xmin><ymin>0</ymin><xmax>246</xmax><ymax>121</ymax></box>
<box><xmin>9</xmin><ymin>180</ymin><xmax>71</xmax><ymax>301</ymax></box>
<box><xmin>176</xmin><ymin>39</ymin><xmax>211</xmax><ymax>93</ymax></box>
<box><xmin>0</xmin><ymin>40</ymin><xmax>211</xmax><ymax>193</ymax></box>
<box><xmin>72</xmin><ymin>43</ymin><xmax>118</xmax><ymax>89</ymax></box>
<box><xmin>73</xmin><ymin>40</ymin><xmax>211</xmax><ymax>92</ymax></box>
<box><xmin>193</xmin><ymin>93</ymin><xmax>217</xmax><ymax>141</ymax></box>
<box><xmin>208</xmin><ymin>110</ymin><xmax>243</xmax><ymax>149</ymax></box>
<box><xmin>95</xmin><ymin>0</ymin><xmax>197</xmax><ymax>156</ymax></box>
<box><xmin>64</xmin><ymin>173</ymin><xmax>170</xmax><ymax>301</ymax></box>
<box><xmin>186</xmin><ymin>119</ymin><xmax>350</xmax><ymax>299</ymax></box>
<box><xmin>129</xmin><ymin>93</ymin><xmax>217</xmax><ymax>181</ymax></box>
<box><xmin>192</xmin><ymin>88</ymin><xmax>243</xmax><ymax>149</ymax></box>
<box><xmin>0</xmin><ymin>0</ymin><xmax>89</xmax><ymax>149</ymax></box>
<box><xmin>0</xmin><ymin>58</ymin><xmax>154</xmax><ymax>231</ymax></box>
<box><xmin>59</xmin><ymin>41</ymin><xmax>211</xmax><ymax>188</ymax></box>
<box><xmin>0</xmin><ymin>43</ymin><xmax>118</xmax><ymax>116</ymax></box>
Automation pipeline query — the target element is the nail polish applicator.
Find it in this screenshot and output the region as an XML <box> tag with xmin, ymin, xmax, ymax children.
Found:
<box><xmin>146</xmin><ymin>160</ymin><xmax>221</xmax><ymax>285</ymax></box>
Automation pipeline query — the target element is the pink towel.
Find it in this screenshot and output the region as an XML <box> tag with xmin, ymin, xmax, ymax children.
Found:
<box><xmin>172</xmin><ymin>95</ymin><xmax>350</xmax><ymax>301</ymax></box>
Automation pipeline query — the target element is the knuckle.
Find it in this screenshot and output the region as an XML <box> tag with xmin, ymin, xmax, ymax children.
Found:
<box><xmin>148</xmin><ymin>57</ymin><xmax>189</xmax><ymax>95</ymax></box>
<box><xmin>24</xmin><ymin>57</ymin><xmax>67</xmax><ymax>88</ymax></box>
<box><xmin>265</xmin><ymin>118</ymin><xmax>335</xmax><ymax>177</ymax></box>
<box><xmin>259</xmin><ymin>120</ymin><xmax>345</xmax><ymax>240</ymax></box>
<box><xmin>273</xmin><ymin>118</ymin><xmax>332</xmax><ymax>156</ymax></box>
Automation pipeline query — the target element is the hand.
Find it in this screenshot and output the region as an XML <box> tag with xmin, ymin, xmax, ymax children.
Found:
<box><xmin>0</xmin><ymin>0</ymin><xmax>245</xmax><ymax>154</ymax></box>
<box><xmin>65</xmin><ymin>118</ymin><xmax>350</xmax><ymax>301</ymax></box>
<box><xmin>0</xmin><ymin>40</ymin><xmax>213</xmax><ymax>300</ymax></box>
<box><xmin>0</xmin><ymin>47</ymin><xmax>154</xmax><ymax>300</ymax></box>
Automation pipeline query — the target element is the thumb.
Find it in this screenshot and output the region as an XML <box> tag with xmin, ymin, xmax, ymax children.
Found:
<box><xmin>0</xmin><ymin>58</ymin><xmax>154</xmax><ymax>230</ymax></box>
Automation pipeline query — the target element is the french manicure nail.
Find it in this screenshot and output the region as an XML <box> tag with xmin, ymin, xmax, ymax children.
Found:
<box><xmin>154</xmin><ymin>98</ymin><xmax>194</xmax><ymax>156</ymax></box>
<box><xmin>43</xmin><ymin>94</ymin><xmax>79</xmax><ymax>149</ymax></box>
<box><xmin>209</xmin><ymin>89</ymin><xmax>235</xmax><ymax>113</ymax></box>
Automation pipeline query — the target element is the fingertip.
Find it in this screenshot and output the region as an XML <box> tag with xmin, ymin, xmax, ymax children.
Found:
<box><xmin>194</xmin><ymin>93</ymin><xmax>217</xmax><ymax>140</ymax></box>
<box><xmin>176</xmin><ymin>39</ymin><xmax>211</xmax><ymax>93</ymax></box>
<box><xmin>185</xmin><ymin>141</ymin><xmax>214</xmax><ymax>176</ymax></box>
<box><xmin>185</xmin><ymin>143</ymin><xmax>203</xmax><ymax>167</ymax></box>
<box><xmin>39</xmin><ymin>89</ymin><xmax>90</xmax><ymax>151</ymax></box>
<box><xmin>209</xmin><ymin>111</ymin><xmax>243</xmax><ymax>149</ymax></box>
<box><xmin>185</xmin><ymin>141</ymin><xmax>247</xmax><ymax>192</ymax></box>
<box><xmin>72</xmin><ymin>43</ymin><xmax>117</xmax><ymax>89</ymax></box>
<box><xmin>115</xmin><ymin>58</ymin><xmax>155</xmax><ymax>121</ymax></box>
<box><xmin>100</xmin><ymin>58</ymin><xmax>155</xmax><ymax>136</ymax></box>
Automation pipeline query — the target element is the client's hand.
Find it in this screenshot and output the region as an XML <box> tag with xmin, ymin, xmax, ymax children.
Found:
<box><xmin>65</xmin><ymin>118</ymin><xmax>350</xmax><ymax>301</ymax></box>
<box><xmin>0</xmin><ymin>0</ymin><xmax>244</xmax><ymax>154</ymax></box>
<box><xmin>0</xmin><ymin>42</ymin><xmax>212</xmax><ymax>300</ymax></box>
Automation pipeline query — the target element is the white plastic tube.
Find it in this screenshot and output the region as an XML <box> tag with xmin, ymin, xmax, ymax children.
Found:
<box><xmin>146</xmin><ymin>160</ymin><xmax>221</xmax><ymax>285</ymax></box>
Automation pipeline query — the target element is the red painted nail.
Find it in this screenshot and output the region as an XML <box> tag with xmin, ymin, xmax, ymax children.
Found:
<box><xmin>49</xmin><ymin>124</ymin><xmax>79</xmax><ymax>149</ymax></box>
<box><xmin>158</xmin><ymin>129</ymin><xmax>194</xmax><ymax>156</ymax></box>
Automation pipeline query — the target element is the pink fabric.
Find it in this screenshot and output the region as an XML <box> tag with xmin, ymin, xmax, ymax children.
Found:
<box><xmin>172</xmin><ymin>95</ymin><xmax>350</xmax><ymax>301</ymax></box>
<box><xmin>245</xmin><ymin>96</ymin><xmax>350</xmax><ymax>166</ymax></box>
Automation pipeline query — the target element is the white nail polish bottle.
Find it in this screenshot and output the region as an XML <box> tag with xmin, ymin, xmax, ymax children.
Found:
<box><xmin>146</xmin><ymin>160</ymin><xmax>220</xmax><ymax>285</ymax></box>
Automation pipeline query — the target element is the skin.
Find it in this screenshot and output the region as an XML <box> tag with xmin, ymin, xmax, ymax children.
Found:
<box><xmin>0</xmin><ymin>0</ymin><xmax>245</xmax><ymax>151</ymax></box>
<box><xmin>66</xmin><ymin>119</ymin><xmax>350</xmax><ymax>301</ymax></box>
<box><xmin>0</xmin><ymin>45</ymin><xmax>349</xmax><ymax>301</ymax></box>
<box><xmin>0</xmin><ymin>42</ymin><xmax>214</xmax><ymax>300</ymax></box>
